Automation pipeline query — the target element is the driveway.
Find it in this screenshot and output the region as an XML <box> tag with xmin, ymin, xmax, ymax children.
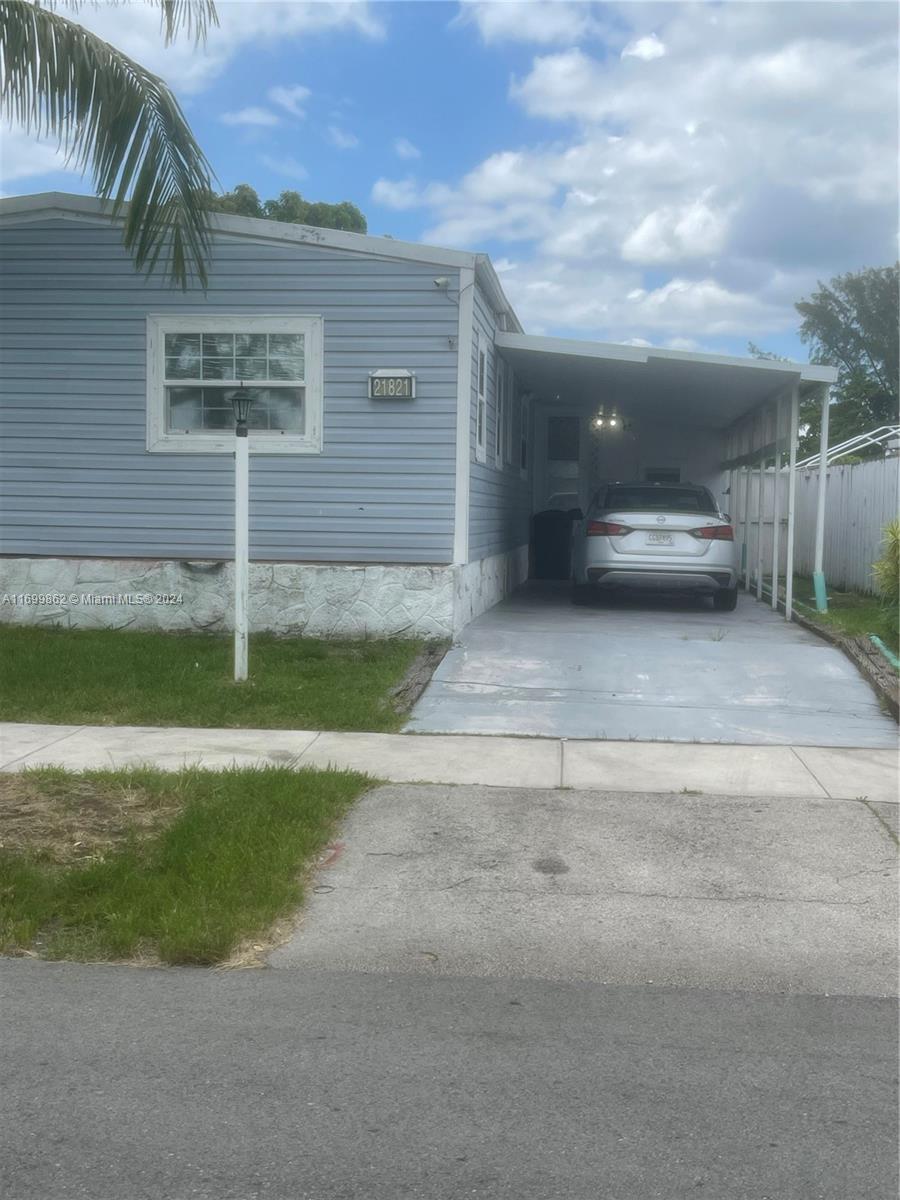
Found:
<box><xmin>408</xmin><ymin>583</ymin><xmax>897</xmax><ymax>746</ymax></box>
<box><xmin>270</xmin><ymin>784</ymin><xmax>897</xmax><ymax>995</ymax></box>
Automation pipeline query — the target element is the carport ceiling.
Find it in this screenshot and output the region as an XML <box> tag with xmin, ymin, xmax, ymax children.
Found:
<box><xmin>496</xmin><ymin>334</ymin><xmax>836</xmax><ymax>429</ymax></box>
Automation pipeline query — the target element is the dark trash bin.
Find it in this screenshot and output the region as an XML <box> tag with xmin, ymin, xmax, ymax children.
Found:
<box><xmin>531</xmin><ymin>508</ymin><xmax>580</xmax><ymax>580</ymax></box>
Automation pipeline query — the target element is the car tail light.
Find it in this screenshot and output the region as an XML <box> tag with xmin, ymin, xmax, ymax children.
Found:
<box><xmin>587</xmin><ymin>520</ymin><xmax>632</xmax><ymax>537</ymax></box>
<box><xmin>690</xmin><ymin>524</ymin><xmax>734</xmax><ymax>541</ymax></box>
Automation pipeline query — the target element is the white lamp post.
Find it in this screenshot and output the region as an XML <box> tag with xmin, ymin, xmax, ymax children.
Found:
<box><xmin>231</xmin><ymin>383</ymin><xmax>254</xmax><ymax>683</ymax></box>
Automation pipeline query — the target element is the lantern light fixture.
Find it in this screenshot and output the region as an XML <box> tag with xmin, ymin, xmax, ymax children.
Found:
<box><xmin>231</xmin><ymin>382</ymin><xmax>256</xmax><ymax>436</ymax></box>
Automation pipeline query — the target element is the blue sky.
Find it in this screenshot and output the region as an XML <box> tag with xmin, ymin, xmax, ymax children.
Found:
<box><xmin>3</xmin><ymin>1</ymin><xmax>897</xmax><ymax>360</ymax></box>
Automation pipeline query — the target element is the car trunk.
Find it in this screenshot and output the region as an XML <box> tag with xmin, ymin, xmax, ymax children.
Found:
<box><xmin>601</xmin><ymin>510</ymin><xmax>724</xmax><ymax>559</ymax></box>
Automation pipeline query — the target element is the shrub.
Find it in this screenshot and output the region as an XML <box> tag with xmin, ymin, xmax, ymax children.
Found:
<box><xmin>872</xmin><ymin>519</ymin><xmax>900</xmax><ymax>636</ymax></box>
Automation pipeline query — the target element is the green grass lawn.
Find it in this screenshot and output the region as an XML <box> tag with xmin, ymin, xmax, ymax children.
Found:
<box><xmin>0</xmin><ymin>764</ymin><xmax>370</xmax><ymax>964</ymax></box>
<box><xmin>790</xmin><ymin>575</ymin><xmax>899</xmax><ymax>656</ymax></box>
<box><xmin>0</xmin><ymin>626</ymin><xmax>430</xmax><ymax>730</ymax></box>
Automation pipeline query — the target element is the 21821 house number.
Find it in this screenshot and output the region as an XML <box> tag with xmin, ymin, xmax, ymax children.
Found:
<box><xmin>369</xmin><ymin>370</ymin><xmax>416</xmax><ymax>399</ymax></box>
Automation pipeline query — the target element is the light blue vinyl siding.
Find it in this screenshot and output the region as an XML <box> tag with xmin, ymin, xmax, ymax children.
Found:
<box><xmin>0</xmin><ymin>219</ymin><xmax>459</xmax><ymax>563</ymax></box>
<box><xmin>468</xmin><ymin>282</ymin><xmax>532</xmax><ymax>560</ymax></box>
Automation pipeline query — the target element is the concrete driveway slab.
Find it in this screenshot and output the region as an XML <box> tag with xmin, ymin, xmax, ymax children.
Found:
<box><xmin>408</xmin><ymin>585</ymin><xmax>898</xmax><ymax>747</ymax></box>
<box><xmin>270</xmin><ymin>784</ymin><xmax>898</xmax><ymax>996</ymax></box>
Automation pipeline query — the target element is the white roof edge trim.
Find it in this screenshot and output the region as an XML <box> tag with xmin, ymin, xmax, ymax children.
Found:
<box><xmin>0</xmin><ymin>190</ymin><xmax>478</xmax><ymax>271</ymax></box>
<box><xmin>496</xmin><ymin>332</ymin><xmax>650</xmax><ymax>364</ymax></box>
<box><xmin>496</xmin><ymin>331</ymin><xmax>838</xmax><ymax>383</ymax></box>
<box><xmin>474</xmin><ymin>254</ymin><xmax>524</xmax><ymax>335</ymax></box>
<box><xmin>644</xmin><ymin>345</ymin><xmax>838</xmax><ymax>383</ymax></box>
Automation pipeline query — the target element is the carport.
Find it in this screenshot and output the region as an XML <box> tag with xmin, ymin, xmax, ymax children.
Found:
<box><xmin>497</xmin><ymin>334</ymin><xmax>838</xmax><ymax>617</ymax></box>
<box><xmin>407</xmin><ymin>338</ymin><xmax>900</xmax><ymax>746</ymax></box>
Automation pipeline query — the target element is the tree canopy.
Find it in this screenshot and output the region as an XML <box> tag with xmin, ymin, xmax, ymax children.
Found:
<box><xmin>750</xmin><ymin>264</ymin><xmax>899</xmax><ymax>458</ymax></box>
<box><xmin>0</xmin><ymin>0</ymin><xmax>217</xmax><ymax>287</ymax></box>
<box><xmin>206</xmin><ymin>184</ymin><xmax>367</xmax><ymax>234</ymax></box>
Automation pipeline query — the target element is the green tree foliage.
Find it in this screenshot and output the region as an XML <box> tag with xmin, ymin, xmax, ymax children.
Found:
<box><xmin>206</xmin><ymin>184</ymin><xmax>367</xmax><ymax>233</ymax></box>
<box><xmin>0</xmin><ymin>0</ymin><xmax>217</xmax><ymax>287</ymax></box>
<box><xmin>798</xmin><ymin>265</ymin><xmax>899</xmax><ymax>454</ymax></box>
<box><xmin>749</xmin><ymin>265</ymin><xmax>900</xmax><ymax>458</ymax></box>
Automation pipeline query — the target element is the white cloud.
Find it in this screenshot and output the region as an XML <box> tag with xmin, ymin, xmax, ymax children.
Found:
<box><xmin>47</xmin><ymin>1</ymin><xmax>385</xmax><ymax>95</ymax></box>
<box><xmin>621</xmin><ymin>34</ymin><xmax>666</xmax><ymax>62</ymax></box>
<box><xmin>0</xmin><ymin>127</ymin><xmax>77</xmax><ymax>185</ymax></box>
<box><xmin>260</xmin><ymin>154</ymin><xmax>308</xmax><ymax>182</ymax></box>
<box><xmin>498</xmin><ymin>264</ymin><xmax>791</xmax><ymax>340</ymax></box>
<box><xmin>394</xmin><ymin>137</ymin><xmax>421</xmax><ymax>160</ymax></box>
<box><xmin>457</xmin><ymin>1</ymin><xmax>610</xmax><ymax>46</ymax></box>
<box><xmin>371</xmin><ymin>178</ymin><xmax>421</xmax><ymax>210</ymax></box>
<box><xmin>621</xmin><ymin>196</ymin><xmax>729</xmax><ymax>264</ymax></box>
<box><xmin>461</xmin><ymin>150</ymin><xmax>558</xmax><ymax>203</ymax></box>
<box><xmin>268</xmin><ymin>85</ymin><xmax>311</xmax><ymax>119</ymax></box>
<box><xmin>327</xmin><ymin>126</ymin><xmax>359</xmax><ymax>150</ymax></box>
<box><xmin>221</xmin><ymin>107</ymin><xmax>279</xmax><ymax>128</ymax></box>
<box><xmin>410</xmin><ymin>1</ymin><xmax>897</xmax><ymax>343</ymax></box>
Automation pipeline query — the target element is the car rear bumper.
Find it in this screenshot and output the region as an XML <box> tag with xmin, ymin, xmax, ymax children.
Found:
<box><xmin>585</xmin><ymin>566</ymin><xmax>737</xmax><ymax>592</ymax></box>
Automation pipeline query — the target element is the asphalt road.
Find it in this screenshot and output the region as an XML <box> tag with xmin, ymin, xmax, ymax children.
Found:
<box><xmin>3</xmin><ymin>781</ymin><xmax>897</xmax><ymax>1198</ymax></box>
<box><xmin>2</xmin><ymin>959</ymin><xmax>897</xmax><ymax>1200</ymax></box>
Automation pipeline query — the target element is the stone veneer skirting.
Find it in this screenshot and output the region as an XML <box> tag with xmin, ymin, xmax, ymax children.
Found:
<box><xmin>0</xmin><ymin>546</ymin><xmax>530</xmax><ymax>640</ymax></box>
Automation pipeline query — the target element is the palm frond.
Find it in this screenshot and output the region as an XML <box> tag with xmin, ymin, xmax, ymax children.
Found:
<box><xmin>31</xmin><ymin>1</ymin><xmax>219</xmax><ymax>46</ymax></box>
<box><xmin>159</xmin><ymin>0</ymin><xmax>218</xmax><ymax>45</ymax></box>
<box><xmin>0</xmin><ymin>0</ymin><xmax>217</xmax><ymax>287</ymax></box>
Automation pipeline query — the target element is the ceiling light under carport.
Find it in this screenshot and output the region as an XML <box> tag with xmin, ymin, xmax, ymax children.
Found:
<box><xmin>592</xmin><ymin>409</ymin><xmax>625</xmax><ymax>433</ymax></box>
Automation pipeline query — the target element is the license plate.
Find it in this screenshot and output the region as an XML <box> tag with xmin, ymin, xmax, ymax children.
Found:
<box><xmin>647</xmin><ymin>532</ymin><xmax>673</xmax><ymax>545</ymax></box>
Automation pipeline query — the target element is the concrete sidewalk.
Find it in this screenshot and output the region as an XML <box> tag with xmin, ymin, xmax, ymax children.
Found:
<box><xmin>1</xmin><ymin>721</ymin><xmax>896</xmax><ymax>802</ymax></box>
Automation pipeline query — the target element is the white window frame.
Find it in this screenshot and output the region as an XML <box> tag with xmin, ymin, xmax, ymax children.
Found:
<box><xmin>475</xmin><ymin>331</ymin><xmax>487</xmax><ymax>464</ymax></box>
<box><xmin>494</xmin><ymin>360</ymin><xmax>505</xmax><ymax>469</ymax></box>
<box><xmin>146</xmin><ymin>314</ymin><xmax>324</xmax><ymax>454</ymax></box>
<box><xmin>504</xmin><ymin>362</ymin><xmax>515</xmax><ymax>467</ymax></box>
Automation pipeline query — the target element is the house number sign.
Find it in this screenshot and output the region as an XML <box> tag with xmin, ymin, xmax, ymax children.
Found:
<box><xmin>369</xmin><ymin>369</ymin><xmax>416</xmax><ymax>399</ymax></box>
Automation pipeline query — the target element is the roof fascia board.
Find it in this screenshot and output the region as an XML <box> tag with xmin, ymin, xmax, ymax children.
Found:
<box><xmin>645</xmin><ymin>345</ymin><xmax>838</xmax><ymax>384</ymax></box>
<box><xmin>0</xmin><ymin>191</ymin><xmax>477</xmax><ymax>271</ymax></box>
<box><xmin>496</xmin><ymin>331</ymin><xmax>838</xmax><ymax>384</ymax></box>
<box><xmin>496</xmin><ymin>331</ymin><xmax>650</xmax><ymax>364</ymax></box>
<box><xmin>474</xmin><ymin>254</ymin><xmax>524</xmax><ymax>334</ymax></box>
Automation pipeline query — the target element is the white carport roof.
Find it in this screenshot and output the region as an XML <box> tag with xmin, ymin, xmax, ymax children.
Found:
<box><xmin>496</xmin><ymin>333</ymin><xmax>837</xmax><ymax>428</ymax></box>
<box><xmin>497</xmin><ymin>332</ymin><xmax>840</xmax><ymax>624</ymax></box>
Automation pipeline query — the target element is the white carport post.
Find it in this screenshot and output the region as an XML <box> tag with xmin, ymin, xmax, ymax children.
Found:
<box><xmin>725</xmin><ymin>429</ymin><xmax>735</xmax><ymax>528</ymax></box>
<box><xmin>770</xmin><ymin>391</ymin><xmax>783</xmax><ymax>610</ymax></box>
<box><xmin>741</xmin><ymin>423</ymin><xmax>751</xmax><ymax>591</ymax></box>
<box><xmin>755</xmin><ymin>407</ymin><xmax>765</xmax><ymax>599</ymax></box>
<box><xmin>812</xmin><ymin>383</ymin><xmax>831</xmax><ymax>612</ymax></box>
<box><xmin>783</xmin><ymin>380</ymin><xmax>800</xmax><ymax>621</ymax></box>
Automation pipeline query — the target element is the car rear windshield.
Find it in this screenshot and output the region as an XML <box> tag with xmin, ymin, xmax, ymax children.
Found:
<box><xmin>603</xmin><ymin>485</ymin><xmax>717</xmax><ymax>514</ymax></box>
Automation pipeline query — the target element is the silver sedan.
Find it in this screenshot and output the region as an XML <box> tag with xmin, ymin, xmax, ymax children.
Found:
<box><xmin>572</xmin><ymin>482</ymin><xmax>739</xmax><ymax>611</ymax></box>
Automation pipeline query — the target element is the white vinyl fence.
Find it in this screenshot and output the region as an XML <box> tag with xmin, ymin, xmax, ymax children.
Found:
<box><xmin>793</xmin><ymin>458</ymin><xmax>898</xmax><ymax>591</ymax></box>
<box><xmin>740</xmin><ymin>458</ymin><xmax>898</xmax><ymax>595</ymax></box>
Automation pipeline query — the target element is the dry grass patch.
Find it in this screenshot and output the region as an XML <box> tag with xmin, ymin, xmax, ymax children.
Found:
<box><xmin>0</xmin><ymin>765</ymin><xmax>370</xmax><ymax>964</ymax></box>
<box><xmin>0</xmin><ymin>771</ymin><xmax>182</xmax><ymax>864</ymax></box>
